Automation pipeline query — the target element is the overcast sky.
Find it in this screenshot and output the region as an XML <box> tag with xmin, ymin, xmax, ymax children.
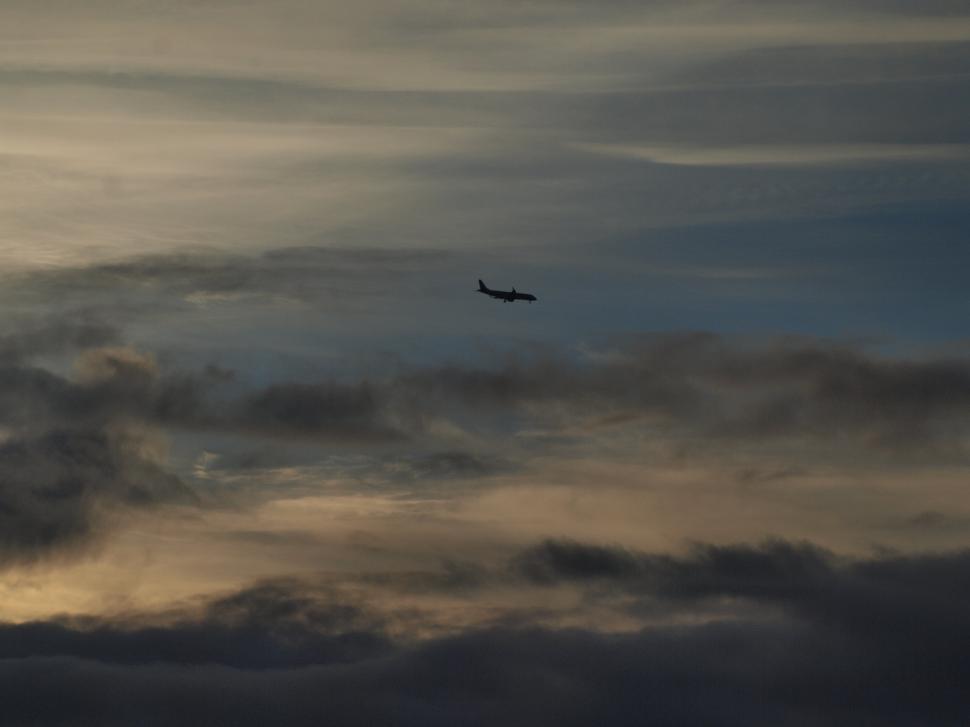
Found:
<box><xmin>1</xmin><ymin>1</ymin><xmax>969</xmax><ymax>724</ymax></box>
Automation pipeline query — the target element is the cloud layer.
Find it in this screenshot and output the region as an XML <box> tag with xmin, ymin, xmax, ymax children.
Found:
<box><xmin>0</xmin><ymin>539</ymin><xmax>965</xmax><ymax>726</ymax></box>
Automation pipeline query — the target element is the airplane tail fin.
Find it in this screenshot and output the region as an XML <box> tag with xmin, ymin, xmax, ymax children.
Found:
<box><xmin>478</xmin><ymin>279</ymin><xmax>487</xmax><ymax>292</ymax></box>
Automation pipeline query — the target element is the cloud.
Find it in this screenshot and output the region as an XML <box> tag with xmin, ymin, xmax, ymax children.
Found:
<box><xmin>0</xmin><ymin>540</ymin><xmax>967</xmax><ymax>725</ymax></box>
<box><xmin>0</xmin><ymin>578</ymin><xmax>392</xmax><ymax>670</ymax></box>
<box><xmin>241</xmin><ymin>382</ymin><xmax>401</xmax><ymax>443</ymax></box>
<box><xmin>379</xmin><ymin>451</ymin><xmax>511</xmax><ymax>482</ymax></box>
<box><xmin>512</xmin><ymin>538</ymin><xmax>835</xmax><ymax>595</ymax></box>
<box><xmin>0</xmin><ymin>1</ymin><xmax>967</xmax><ymax>274</ymax></box>
<box><xmin>9</xmin><ymin>246</ymin><xmax>455</xmax><ymax>313</ymax></box>
<box><xmin>575</xmin><ymin>142</ymin><xmax>970</xmax><ymax>167</ymax></box>
<box><xmin>509</xmin><ymin>537</ymin><xmax>970</xmax><ymax>671</ymax></box>
<box><xmin>0</xmin><ymin>428</ymin><xmax>194</xmax><ymax>566</ymax></box>
<box><xmin>907</xmin><ymin>509</ymin><xmax>946</xmax><ymax>526</ymax></box>
<box><xmin>0</xmin><ymin>336</ymin><xmax>397</xmax><ymax>446</ymax></box>
<box><xmin>0</xmin><ymin>5</ymin><xmax>964</xmax><ymax>721</ymax></box>
<box><xmin>512</xmin><ymin>539</ymin><xmax>650</xmax><ymax>583</ymax></box>
<box><xmin>10</xmin><ymin>326</ymin><xmax>970</xmax><ymax>462</ymax></box>
<box><xmin>395</xmin><ymin>333</ymin><xmax>970</xmax><ymax>457</ymax></box>
<box><xmin>0</xmin><ymin>316</ymin><xmax>119</xmax><ymax>364</ymax></box>
<box><xmin>0</xmin><ymin>326</ymin><xmax>196</xmax><ymax>566</ymax></box>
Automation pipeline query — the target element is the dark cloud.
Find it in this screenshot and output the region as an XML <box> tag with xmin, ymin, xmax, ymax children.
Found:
<box><xmin>9</xmin><ymin>327</ymin><xmax>970</xmax><ymax>463</ymax></box>
<box><xmin>0</xmin><ymin>428</ymin><xmax>194</xmax><ymax>565</ymax></box>
<box><xmin>0</xmin><ymin>346</ymin><xmax>396</xmax><ymax>447</ymax></box>
<box><xmin>0</xmin><ymin>318</ymin><xmax>967</xmax><ymax>572</ymax></box>
<box><xmin>0</xmin><ymin>320</ymin><xmax>390</xmax><ymax>564</ymax></box>
<box><xmin>375</xmin><ymin>451</ymin><xmax>513</xmax><ymax>484</ymax></box>
<box><xmin>512</xmin><ymin>538</ymin><xmax>836</xmax><ymax>596</ymax></box>
<box><xmin>0</xmin><ymin>354</ymin><xmax>204</xmax><ymax>434</ymax></box>
<box><xmin>511</xmin><ymin>538</ymin><xmax>970</xmax><ymax>646</ymax></box>
<box><xmin>241</xmin><ymin>382</ymin><xmax>400</xmax><ymax>443</ymax></box>
<box><xmin>395</xmin><ymin>333</ymin><xmax>970</xmax><ymax>457</ymax></box>
<box><xmin>0</xmin><ymin>541</ymin><xmax>967</xmax><ymax>725</ymax></box>
<box><xmin>513</xmin><ymin>539</ymin><xmax>643</xmax><ymax>583</ymax></box>
<box><xmin>0</xmin><ymin>321</ymin><xmax>199</xmax><ymax>565</ymax></box>
<box><xmin>0</xmin><ymin>579</ymin><xmax>390</xmax><ymax>670</ymax></box>
<box><xmin>0</xmin><ymin>316</ymin><xmax>120</xmax><ymax>365</ymax></box>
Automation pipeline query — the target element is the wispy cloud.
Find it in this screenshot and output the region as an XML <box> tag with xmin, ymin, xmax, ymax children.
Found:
<box><xmin>574</xmin><ymin>142</ymin><xmax>970</xmax><ymax>166</ymax></box>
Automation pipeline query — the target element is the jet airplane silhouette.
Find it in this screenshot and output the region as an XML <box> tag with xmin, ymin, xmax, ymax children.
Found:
<box><xmin>476</xmin><ymin>279</ymin><xmax>537</xmax><ymax>303</ymax></box>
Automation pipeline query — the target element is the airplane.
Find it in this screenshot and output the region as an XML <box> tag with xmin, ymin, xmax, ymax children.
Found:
<box><xmin>476</xmin><ymin>279</ymin><xmax>537</xmax><ymax>303</ymax></box>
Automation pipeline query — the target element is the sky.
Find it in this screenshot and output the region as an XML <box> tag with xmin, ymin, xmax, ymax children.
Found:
<box><xmin>1</xmin><ymin>1</ymin><xmax>969</xmax><ymax>724</ymax></box>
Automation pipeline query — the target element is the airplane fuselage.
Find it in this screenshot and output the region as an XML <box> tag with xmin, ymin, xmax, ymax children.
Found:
<box><xmin>477</xmin><ymin>280</ymin><xmax>537</xmax><ymax>303</ymax></box>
